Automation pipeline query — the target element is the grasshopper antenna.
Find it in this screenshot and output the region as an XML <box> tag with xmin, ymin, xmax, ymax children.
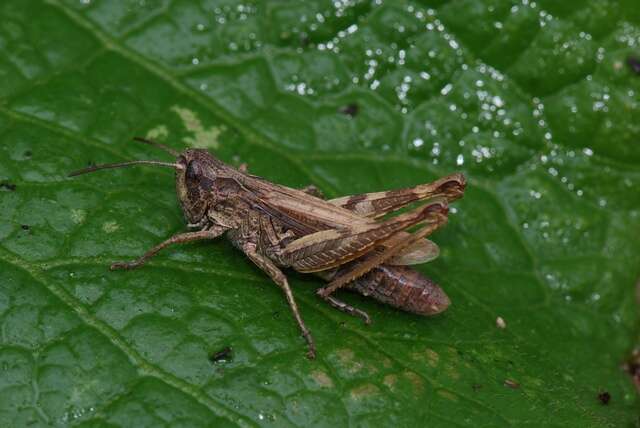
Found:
<box><xmin>133</xmin><ymin>136</ymin><xmax>179</xmax><ymax>157</ymax></box>
<box><xmin>68</xmin><ymin>160</ymin><xmax>181</xmax><ymax>177</ymax></box>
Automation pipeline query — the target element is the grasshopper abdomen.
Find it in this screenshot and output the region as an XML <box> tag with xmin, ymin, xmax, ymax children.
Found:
<box><xmin>347</xmin><ymin>265</ymin><xmax>450</xmax><ymax>315</ymax></box>
<box><xmin>317</xmin><ymin>264</ymin><xmax>450</xmax><ymax>316</ymax></box>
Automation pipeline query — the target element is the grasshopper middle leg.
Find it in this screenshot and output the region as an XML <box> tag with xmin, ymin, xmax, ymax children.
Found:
<box><xmin>241</xmin><ymin>242</ymin><xmax>317</xmax><ymax>359</ymax></box>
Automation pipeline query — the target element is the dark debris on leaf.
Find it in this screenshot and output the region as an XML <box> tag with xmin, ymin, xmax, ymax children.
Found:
<box><xmin>209</xmin><ymin>346</ymin><xmax>232</xmax><ymax>363</ymax></box>
<box><xmin>21</xmin><ymin>224</ymin><xmax>30</xmax><ymax>231</ymax></box>
<box><xmin>0</xmin><ymin>181</ymin><xmax>16</xmax><ymax>191</ymax></box>
<box><xmin>627</xmin><ymin>56</ymin><xmax>640</xmax><ymax>75</ymax></box>
<box><xmin>623</xmin><ymin>348</ymin><xmax>640</xmax><ymax>392</ymax></box>
<box><xmin>300</xmin><ymin>33</ymin><xmax>310</xmax><ymax>47</ymax></box>
<box><xmin>339</xmin><ymin>103</ymin><xmax>359</xmax><ymax>118</ymax></box>
<box><xmin>597</xmin><ymin>391</ymin><xmax>611</xmax><ymax>405</ymax></box>
<box><xmin>504</xmin><ymin>379</ymin><xmax>520</xmax><ymax>389</ymax></box>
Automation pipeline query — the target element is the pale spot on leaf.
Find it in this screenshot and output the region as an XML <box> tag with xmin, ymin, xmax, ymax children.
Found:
<box><xmin>437</xmin><ymin>389</ymin><xmax>458</xmax><ymax>401</ymax></box>
<box><xmin>171</xmin><ymin>106</ymin><xmax>226</xmax><ymax>149</ymax></box>
<box><xmin>70</xmin><ymin>209</ymin><xmax>86</xmax><ymax>224</ymax></box>
<box><xmin>349</xmin><ymin>383</ymin><xmax>379</xmax><ymax>400</ymax></box>
<box><xmin>335</xmin><ymin>348</ymin><xmax>363</xmax><ymax>373</ymax></box>
<box><xmin>146</xmin><ymin>125</ymin><xmax>169</xmax><ymax>141</ymax></box>
<box><xmin>425</xmin><ymin>348</ymin><xmax>440</xmax><ymax>367</ymax></box>
<box><xmin>102</xmin><ymin>221</ymin><xmax>119</xmax><ymax>233</ymax></box>
<box><xmin>311</xmin><ymin>370</ymin><xmax>334</xmax><ymax>388</ymax></box>
<box><xmin>403</xmin><ymin>371</ymin><xmax>425</xmax><ymax>393</ymax></box>
<box><xmin>445</xmin><ymin>364</ymin><xmax>460</xmax><ymax>380</ymax></box>
<box><xmin>383</xmin><ymin>374</ymin><xmax>398</xmax><ymax>390</ymax></box>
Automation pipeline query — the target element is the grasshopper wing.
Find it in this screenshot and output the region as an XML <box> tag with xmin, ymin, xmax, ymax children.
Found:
<box><xmin>386</xmin><ymin>236</ymin><xmax>440</xmax><ymax>265</ymax></box>
<box><xmin>277</xmin><ymin>200</ymin><xmax>448</xmax><ymax>273</ymax></box>
<box><xmin>240</xmin><ymin>174</ymin><xmax>378</xmax><ymax>233</ymax></box>
<box><xmin>238</xmin><ymin>173</ymin><xmax>449</xmax><ymax>268</ymax></box>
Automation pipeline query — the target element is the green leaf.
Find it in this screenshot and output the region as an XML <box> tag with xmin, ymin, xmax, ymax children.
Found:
<box><xmin>1</xmin><ymin>0</ymin><xmax>639</xmax><ymax>426</ymax></box>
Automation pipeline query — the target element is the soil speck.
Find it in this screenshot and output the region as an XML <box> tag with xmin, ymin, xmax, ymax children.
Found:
<box><xmin>504</xmin><ymin>379</ymin><xmax>520</xmax><ymax>389</ymax></box>
<box><xmin>209</xmin><ymin>346</ymin><xmax>232</xmax><ymax>363</ymax></box>
<box><xmin>339</xmin><ymin>103</ymin><xmax>359</xmax><ymax>117</ymax></box>
<box><xmin>623</xmin><ymin>348</ymin><xmax>640</xmax><ymax>392</ymax></box>
<box><xmin>0</xmin><ymin>182</ymin><xmax>16</xmax><ymax>191</ymax></box>
<box><xmin>597</xmin><ymin>391</ymin><xmax>610</xmax><ymax>405</ymax></box>
<box><xmin>628</xmin><ymin>56</ymin><xmax>640</xmax><ymax>75</ymax></box>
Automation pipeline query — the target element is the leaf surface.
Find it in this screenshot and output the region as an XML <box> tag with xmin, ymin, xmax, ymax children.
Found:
<box><xmin>1</xmin><ymin>0</ymin><xmax>639</xmax><ymax>426</ymax></box>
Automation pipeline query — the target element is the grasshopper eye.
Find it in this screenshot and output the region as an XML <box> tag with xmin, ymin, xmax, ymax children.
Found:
<box><xmin>186</xmin><ymin>160</ymin><xmax>200</xmax><ymax>180</ymax></box>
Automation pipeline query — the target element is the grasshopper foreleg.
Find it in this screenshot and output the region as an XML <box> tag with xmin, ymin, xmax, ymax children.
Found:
<box><xmin>110</xmin><ymin>227</ymin><xmax>226</xmax><ymax>270</ymax></box>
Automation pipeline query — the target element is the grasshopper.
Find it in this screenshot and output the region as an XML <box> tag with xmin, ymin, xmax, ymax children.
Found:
<box><xmin>69</xmin><ymin>138</ymin><xmax>466</xmax><ymax>359</ymax></box>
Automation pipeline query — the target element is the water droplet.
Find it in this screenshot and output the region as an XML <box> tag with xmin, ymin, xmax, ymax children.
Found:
<box><xmin>529</xmin><ymin>190</ymin><xmax>542</xmax><ymax>199</ymax></box>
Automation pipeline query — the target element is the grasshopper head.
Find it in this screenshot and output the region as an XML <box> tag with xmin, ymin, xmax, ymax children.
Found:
<box><xmin>68</xmin><ymin>139</ymin><xmax>226</xmax><ymax>228</ymax></box>
<box><xmin>176</xmin><ymin>149</ymin><xmax>223</xmax><ymax>225</ymax></box>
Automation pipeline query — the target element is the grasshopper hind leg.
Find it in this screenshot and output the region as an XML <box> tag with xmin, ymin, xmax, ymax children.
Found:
<box><xmin>322</xmin><ymin>294</ymin><xmax>371</xmax><ymax>325</ymax></box>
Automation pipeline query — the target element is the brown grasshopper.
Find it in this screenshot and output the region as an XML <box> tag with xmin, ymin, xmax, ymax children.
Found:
<box><xmin>69</xmin><ymin>138</ymin><xmax>466</xmax><ymax>359</ymax></box>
